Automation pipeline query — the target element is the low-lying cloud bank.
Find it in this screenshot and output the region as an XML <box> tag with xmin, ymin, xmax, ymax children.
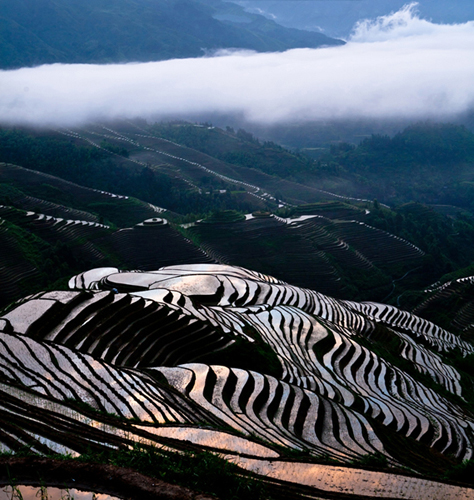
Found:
<box><xmin>1</xmin><ymin>3</ymin><xmax>474</xmax><ymax>127</ymax></box>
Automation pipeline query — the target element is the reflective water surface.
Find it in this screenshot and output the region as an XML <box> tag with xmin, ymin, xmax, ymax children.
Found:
<box><xmin>0</xmin><ymin>486</ymin><xmax>121</xmax><ymax>500</ymax></box>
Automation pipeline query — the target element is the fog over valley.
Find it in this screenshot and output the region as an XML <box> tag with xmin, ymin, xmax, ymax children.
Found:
<box><xmin>1</xmin><ymin>4</ymin><xmax>473</xmax><ymax>127</ymax></box>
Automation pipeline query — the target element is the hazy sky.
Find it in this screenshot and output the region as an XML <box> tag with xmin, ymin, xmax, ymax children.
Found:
<box><xmin>1</xmin><ymin>3</ymin><xmax>473</xmax><ymax>127</ymax></box>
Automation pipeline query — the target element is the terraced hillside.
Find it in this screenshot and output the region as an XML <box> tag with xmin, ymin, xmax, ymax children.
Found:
<box><xmin>55</xmin><ymin>121</ymin><xmax>373</xmax><ymax>207</ymax></box>
<box><xmin>185</xmin><ymin>209</ymin><xmax>424</xmax><ymax>298</ymax></box>
<box><xmin>0</xmin><ymin>153</ymin><xmax>431</xmax><ymax>309</ymax></box>
<box><xmin>3</xmin><ymin>121</ymin><xmax>474</xmax><ymax>497</ymax></box>
<box><xmin>0</xmin><ymin>164</ymin><xmax>216</xmax><ymax>308</ymax></box>
<box><xmin>0</xmin><ymin>264</ymin><xmax>473</xmax><ymax>499</ymax></box>
<box><xmin>2</xmin><ymin>123</ymin><xmax>474</xmax><ymax>309</ymax></box>
<box><xmin>0</xmin><ymin>162</ymin><xmax>170</xmax><ymax>225</ymax></box>
<box><xmin>413</xmin><ymin>276</ymin><xmax>474</xmax><ymax>338</ymax></box>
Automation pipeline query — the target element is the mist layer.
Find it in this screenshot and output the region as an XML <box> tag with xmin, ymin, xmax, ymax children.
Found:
<box><xmin>1</xmin><ymin>4</ymin><xmax>473</xmax><ymax>127</ymax></box>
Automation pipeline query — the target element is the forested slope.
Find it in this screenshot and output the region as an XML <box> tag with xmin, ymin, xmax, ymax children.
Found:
<box><xmin>0</xmin><ymin>0</ymin><xmax>343</xmax><ymax>69</ymax></box>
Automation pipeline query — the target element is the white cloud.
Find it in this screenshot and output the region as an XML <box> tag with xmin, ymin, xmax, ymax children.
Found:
<box><xmin>1</xmin><ymin>4</ymin><xmax>474</xmax><ymax>127</ymax></box>
<box><xmin>351</xmin><ymin>3</ymin><xmax>435</xmax><ymax>42</ymax></box>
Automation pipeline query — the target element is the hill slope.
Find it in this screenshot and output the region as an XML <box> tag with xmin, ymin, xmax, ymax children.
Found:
<box><xmin>3</xmin><ymin>121</ymin><xmax>474</xmax><ymax>309</ymax></box>
<box><xmin>0</xmin><ymin>0</ymin><xmax>343</xmax><ymax>69</ymax></box>
<box><xmin>1</xmin><ymin>263</ymin><xmax>474</xmax><ymax>498</ymax></box>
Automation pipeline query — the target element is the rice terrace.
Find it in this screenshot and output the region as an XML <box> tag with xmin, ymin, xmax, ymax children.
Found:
<box><xmin>2</xmin><ymin>260</ymin><xmax>474</xmax><ymax>499</ymax></box>
<box><xmin>2</xmin><ymin>0</ymin><xmax>474</xmax><ymax>495</ymax></box>
<box><xmin>0</xmin><ymin>119</ymin><xmax>473</xmax><ymax>498</ymax></box>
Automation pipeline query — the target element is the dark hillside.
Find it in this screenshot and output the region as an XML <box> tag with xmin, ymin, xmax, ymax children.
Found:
<box><xmin>186</xmin><ymin>208</ymin><xmax>426</xmax><ymax>299</ymax></box>
<box><xmin>0</xmin><ymin>162</ymin><xmax>215</xmax><ymax>307</ymax></box>
<box><xmin>318</xmin><ymin>123</ymin><xmax>474</xmax><ymax>207</ymax></box>
<box><xmin>0</xmin><ymin>128</ymin><xmax>263</xmax><ymax>216</ymax></box>
<box><xmin>0</xmin><ymin>0</ymin><xmax>343</xmax><ymax>69</ymax></box>
<box><xmin>3</xmin><ymin>121</ymin><xmax>474</xmax><ymax>308</ymax></box>
<box><xmin>149</xmin><ymin>122</ymin><xmax>317</xmax><ymax>180</ymax></box>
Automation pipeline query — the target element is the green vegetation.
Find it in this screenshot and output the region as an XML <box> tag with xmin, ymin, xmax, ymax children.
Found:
<box><xmin>0</xmin><ymin>218</ymin><xmax>102</xmax><ymax>297</ymax></box>
<box><xmin>0</xmin><ymin>128</ymin><xmax>174</xmax><ymax>209</ymax></box>
<box><xmin>444</xmin><ymin>459</ymin><xmax>474</xmax><ymax>484</ymax></box>
<box><xmin>150</xmin><ymin>122</ymin><xmax>317</xmax><ymax>180</ymax></box>
<box><xmin>99</xmin><ymin>140</ymin><xmax>129</xmax><ymax>158</ymax></box>
<box><xmin>152</xmin><ymin>122</ymin><xmax>474</xmax><ymax>211</ymax></box>
<box><xmin>201</xmin><ymin>209</ymin><xmax>246</xmax><ymax>223</ymax></box>
<box><xmin>0</xmin><ymin>0</ymin><xmax>342</xmax><ymax>70</ymax></box>
<box><xmin>80</xmin><ymin>446</ymin><xmax>268</xmax><ymax>499</ymax></box>
<box><xmin>197</xmin><ymin>328</ymin><xmax>283</xmax><ymax>379</ymax></box>
<box><xmin>412</xmin><ymin>281</ymin><xmax>474</xmax><ymax>335</ymax></box>
<box><xmin>0</xmin><ymin>129</ymin><xmax>106</xmax><ymax>186</ymax></box>
<box><xmin>355</xmin><ymin>323</ymin><xmax>416</xmax><ymax>377</ymax></box>
<box><xmin>355</xmin><ymin>321</ymin><xmax>474</xmax><ymax>420</ymax></box>
<box><xmin>3</xmin><ymin>120</ymin><xmax>474</xmax><ymax>308</ymax></box>
<box><xmin>319</xmin><ymin>122</ymin><xmax>474</xmax><ymax>208</ymax></box>
<box><xmin>0</xmin><ymin>128</ymin><xmax>258</xmax><ymax>217</ymax></box>
<box><xmin>367</xmin><ymin>203</ymin><xmax>474</xmax><ymax>278</ymax></box>
<box><xmin>350</xmin><ymin>452</ymin><xmax>388</xmax><ymax>469</ymax></box>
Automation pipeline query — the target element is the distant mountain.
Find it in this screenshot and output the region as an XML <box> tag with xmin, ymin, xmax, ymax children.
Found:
<box><xmin>234</xmin><ymin>0</ymin><xmax>474</xmax><ymax>38</ymax></box>
<box><xmin>0</xmin><ymin>0</ymin><xmax>343</xmax><ymax>69</ymax></box>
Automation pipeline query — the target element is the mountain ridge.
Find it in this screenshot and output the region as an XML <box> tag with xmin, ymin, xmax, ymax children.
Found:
<box><xmin>0</xmin><ymin>0</ymin><xmax>343</xmax><ymax>69</ymax></box>
<box><xmin>234</xmin><ymin>0</ymin><xmax>474</xmax><ymax>38</ymax></box>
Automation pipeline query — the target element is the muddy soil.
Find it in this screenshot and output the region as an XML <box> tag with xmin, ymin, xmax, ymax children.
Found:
<box><xmin>0</xmin><ymin>457</ymin><xmax>215</xmax><ymax>500</ymax></box>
